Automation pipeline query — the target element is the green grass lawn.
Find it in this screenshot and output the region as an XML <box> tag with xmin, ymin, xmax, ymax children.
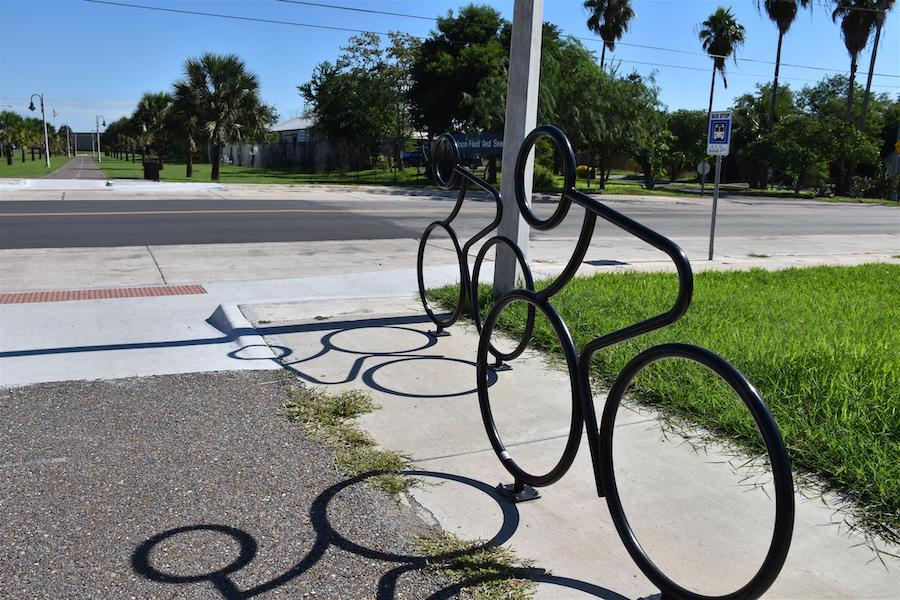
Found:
<box><xmin>659</xmin><ymin>180</ymin><xmax>897</xmax><ymax>205</ymax></box>
<box><xmin>98</xmin><ymin>154</ymin><xmax>434</xmax><ymax>186</ymax></box>
<box><xmin>428</xmin><ymin>264</ymin><xmax>900</xmax><ymax>538</ymax></box>
<box><xmin>0</xmin><ymin>154</ymin><xmax>73</xmax><ymax>178</ymax></box>
<box><xmin>97</xmin><ymin>153</ymin><xmax>900</xmax><ymax>204</ymax></box>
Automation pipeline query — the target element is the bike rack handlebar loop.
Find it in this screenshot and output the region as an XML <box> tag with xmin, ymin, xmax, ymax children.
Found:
<box><xmin>431</xmin><ymin>133</ymin><xmax>461</xmax><ymax>190</ymax></box>
<box><xmin>514</xmin><ymin>125</ymin><xmax>575</xmax><ymax>230</ymax></box>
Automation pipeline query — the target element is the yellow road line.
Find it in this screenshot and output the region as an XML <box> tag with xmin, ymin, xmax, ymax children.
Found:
<box><xmin>0</xmin><ymin>207</ymin><xmax>449</xmax><ymax>217</ymax></box>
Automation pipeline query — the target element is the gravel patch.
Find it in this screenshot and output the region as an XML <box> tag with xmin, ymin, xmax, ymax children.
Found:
<box><xmin>0</xmin><ymin>371</ymin><xmax>453</xmax><ymax>598</ymax></box>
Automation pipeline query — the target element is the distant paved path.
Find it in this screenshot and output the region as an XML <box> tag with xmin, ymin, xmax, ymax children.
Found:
<box><xmin>43</xmin><ymin>155</ymin><xmax>105</xmax><ymax>180</ymax></box>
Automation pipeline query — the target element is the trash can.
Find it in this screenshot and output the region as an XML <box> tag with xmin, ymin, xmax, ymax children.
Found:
<box><xmin>143</xmin><ymin>161</ymin><xmax>160</xmax><ymax>182</ymax></box>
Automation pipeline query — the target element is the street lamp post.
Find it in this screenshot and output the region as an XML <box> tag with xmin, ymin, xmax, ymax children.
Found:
<box><xmin>95</xmin><ymin>115</ymin><xmax>106</xmax><ymax>163</ymax></box>
<box><xmin>28</xmin><ymin>93</ymin><xmax>51</xmax><ymax>168</ymax></box>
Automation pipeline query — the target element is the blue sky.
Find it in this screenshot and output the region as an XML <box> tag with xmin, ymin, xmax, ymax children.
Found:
<box><xmin>1</xmin><ymin>0</ymin><xmax>898</xmax><ymax>132</ymax></box>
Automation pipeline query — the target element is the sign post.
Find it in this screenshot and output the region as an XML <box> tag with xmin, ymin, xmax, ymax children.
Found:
<box><xmin>706</xmin><ymin>110</ymin><xmax>732</xmax><ymax>260</ymax></box>
<box><xmin>697</xmin><ymin>160</ymin><xmax>710</xmax><ymax>195</ymax></box>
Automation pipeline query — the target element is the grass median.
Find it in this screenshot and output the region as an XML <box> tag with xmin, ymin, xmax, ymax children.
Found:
<box><xmin>428</xmin><ymin>263</ymin><xmax>900</xmax><ymax>538</ymax></box>
<box><xmin>0</xmin><ymin>154</ymin><xmax>73</xmax><ymax>178</ymax></box>
<box><xmin>97</xmin><ymin>154</ymin><xmax>434</xmax><ymax>186</ymax></box>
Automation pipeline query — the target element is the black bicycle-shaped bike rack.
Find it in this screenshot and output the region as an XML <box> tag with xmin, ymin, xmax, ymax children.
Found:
<box><xmin>420</xmin><ymin>125</ymin><xmax>795</xmax><ymax>600</ymax></box>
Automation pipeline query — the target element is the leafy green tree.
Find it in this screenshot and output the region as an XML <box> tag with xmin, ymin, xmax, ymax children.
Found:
<box><xmin>180</xmin><ymin>53</ymin><xmax>277</xmax><ymax>180</ymax></box>
<box><xmin>879</xmin><ymin>99</ymin><xmax>900</xmax><ymax>158</ymax></box>
<box><xmin>755</xmin><ymin>0</ymin><xmax>810</xmax><ymax>131</ymax></box>
<box><xmin>408</xmin><ymin>4</ymin><xmax>508</xmax><ymax>137</ymax></box>
<box><xmin>617</xmin><ymin>73</ymin><xmax>670</xmax><ymax>189</ymax></box>
<box><xmin>761</xmin><ymin>114</ymin><xmax>879</xmax><ymax>194</ymax></box>
<box><xmin>859</xmin><ymin>0</ymin><xmax>895</xmax><ymax>127</ymax></box>
<box><xmin>699</xmin><ymin>7</ymin><xmax>746</xmax><ymax>118</ymax></box>
<box><xmin>831</xmin><ymin>0</ymin><xmax>876</xmax><ymax>123</ymax></box>
<box><xmin>549</xmin><ymin>36</ymin><xmax>609</xmax><ymax>183</ymax></box>
<box><xmin>796</xmin><ymin>74</ymin><xmax>889</xmax><ymax>135</ymax></box>
<box><xmin>300</xmin><ymin>33</ymin><xmax>413</xmax><ymax>172</ymax></box>
<box><xmin>732</xmin><ymin>82</ymin><xmax>798</xmax><ymax>186</ymax></box>
<box><xmin>103</xmin><ymin>117</ymin><xmax>133</xmax><ymax>160</ymax></box>
<box><xmin>664</xmin><ymin>109</ymin><xmax>708</xmax><ymax>181</ymax></box>
<box><xmin>584</xmin><ymin>0</ymin><xmax>635</xmax><ymax>70</ymax></box>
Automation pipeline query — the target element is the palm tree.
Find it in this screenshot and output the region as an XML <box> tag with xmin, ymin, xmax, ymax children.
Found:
<box><xmin>172</xmin><ymin>78</ymin><xmax>202</xmax><ymax>178</ymax></box>
<box><xmin>699</xmin><ymin>7</ymin><xmax>746</xmax><ymax>119</ymax></box>
<box><xmin>832</xmin><ymin>0</ymin><xmax>876</xmax><ymax>123</ymax></box>
<box><xmin>178</xmin><ymin>53</ymin><xmax>276</xmax><ymax>181</ymax></box>
<box><xmin>21</xmin><ymin>118</ymin><xmax>43</xmax><ymax>162</ymax></box>
<box><xmin>756</xmin><ymin>0</ymin><xmax>811</xmax><ymax>131</ymax></box>
<box><xmin>0</xmin><ymin>111</ymin><xmax>23</xmax><ymax>166</ymax></box>
<box><xmin>134</xmin><ymin>92</ymin><xmax>173</xmax><ymax>168</ymax></box>
<box><xmin>859</xmin><ymin>0</ymin><xmax>894</xmax><ymax>127</ymax></box>
<box><xmin>584</xmin><ymin>0</ymin><xmax>635</xmax><ymax>71</ymax></box>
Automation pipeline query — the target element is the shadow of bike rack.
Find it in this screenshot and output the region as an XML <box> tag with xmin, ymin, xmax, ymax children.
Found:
<box><xmin>131</xmin><ymin>470</ymin><xmax>629</xmax><ymax>599</ymax></box>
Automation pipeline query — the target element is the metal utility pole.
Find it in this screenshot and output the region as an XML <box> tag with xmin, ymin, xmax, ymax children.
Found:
<box><xmin>28</xmin><ymin>93</ymin><xmax>50</xmax><ymax>168</ymax></box>
<box><xmin>494</xmin><ymin>0</ymin><xmax>543</xmax><ymax>295</ymax></box>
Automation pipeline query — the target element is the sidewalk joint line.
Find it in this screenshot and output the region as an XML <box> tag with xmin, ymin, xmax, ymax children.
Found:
<box><xmin>146</xmin><ymin>246</ymin><xmax>168</xmax><ymax>284</ymax></box>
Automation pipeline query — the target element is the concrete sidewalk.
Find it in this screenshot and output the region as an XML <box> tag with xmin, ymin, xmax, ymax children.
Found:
<box><xmin>43</xmin><ymin>155</ymin><xmax>105</xmax><ymax>180</ymax></box>
<box><xmin>2</xmin><ymin>235</ymin><xmax>897</xmax><ymax>294</ymax></box>
<box><xmin>0</xmin><ymin>264</ymin><xmax>465</xmax><ymax>387</ymax></box>
<box><xmin>244</xmin><ymin>296</ymin><xmax>900</xmax><ymax>599</ymax></box>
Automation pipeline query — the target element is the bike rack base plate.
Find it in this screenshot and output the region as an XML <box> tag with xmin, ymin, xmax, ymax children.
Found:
<box><xmin>489</xmin><ymin>361</ymin><xmax>512</xmax><ymax>372</ymax></box>
<box><xmin>497</xmin><ymin>482</ymin><xmax>541</xmax><ymax>503</ymax></box>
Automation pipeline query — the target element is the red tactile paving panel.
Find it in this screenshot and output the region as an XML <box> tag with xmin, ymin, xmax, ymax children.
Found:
<box><xmin>0</xmin><ymin>284</ymin><xmax>207</xmax><ymax>304</ymax></box>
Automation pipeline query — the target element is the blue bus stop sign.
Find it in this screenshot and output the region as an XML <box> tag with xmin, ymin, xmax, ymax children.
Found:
<box><xmin>707</xmin><ymin>111</ymin><xmax>732</xmax><ymax>156</ymax></box>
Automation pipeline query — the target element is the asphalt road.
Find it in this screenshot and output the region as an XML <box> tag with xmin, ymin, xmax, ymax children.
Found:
<box><xmin>0</xmin><ymin>192</ymin><xmax>897</xmax><ymax>249</ymax></box>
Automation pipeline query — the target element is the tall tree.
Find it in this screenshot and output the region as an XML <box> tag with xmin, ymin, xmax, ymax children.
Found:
<box><xmin>172</xmin><ymin>78</ymin><xmax>202</xmax><ymax>178</ymax></box>
<box><xmin>134</xmin><ymin>92</ymin><xmax>173</xmax><ymax>167</ymax></box>
<box><xmin>584</xmin><ymin>0</ymin><xmax>635</xmax><ymax>70</ymax></box>
<box><xmin>859</xmin><ymin>0</ymin><xmax>895</xmax><ymax>127</ymax></box>
<box><xmin>21</xmin><ymin>117</ymin><xmax>43</xmax><ymax>161</ymax></box>
<box><xmin>832</xmin><ymin>0</ymin><xmax>876</xmax><ymax>123</ymax></box>
<box><xmin>699</xmin><ymin>7</ymin><xmax>746</xmax><ymax>118</ymax></box>
<box><xmin>755</xmin><ymin>0</ymin><xmax>811</xmax><ymax>131</ymax></box>
<box><xmin>664</xmin><ymin>109</ymin><xmax>708</xmax><ymax>181</ymax></box>
<box><xmin>0</xmin><ymin>111</ymin><xmax>23</xmax><ymax>166</ymax></box>
<box><xmin>300</xmin><ymin>33</ymin><xmax>414</xmax><ymax>173</ymax></box>
<box><xmin>179</xmin><ymin>53</ymin><xmax>276</xmax><ymax>181</ymax></box>
<box><xmin>408</xmin><ymin>5</ymin><xmax>507</xmax><ymax>138</ymax></box>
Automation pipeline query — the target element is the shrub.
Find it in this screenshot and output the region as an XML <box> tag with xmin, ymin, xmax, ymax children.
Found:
<box><xmin>849</xmin><ymin>173</ymin><xmax>900</xmax><ymax>200</ymax></box>
<box><xmin>576</xmin><ymin>164</ymin><xmax>591</xmax><ymax>181</ymax></box>
<box><xmin>532</xmin><ymin>163</ymin><xmax>556</xmax><ymax>192</ymax></box>
<box><xmin>375</xmin><ymin>154</ymin><xmax>390</xmax><ymax>171</ymax></box>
